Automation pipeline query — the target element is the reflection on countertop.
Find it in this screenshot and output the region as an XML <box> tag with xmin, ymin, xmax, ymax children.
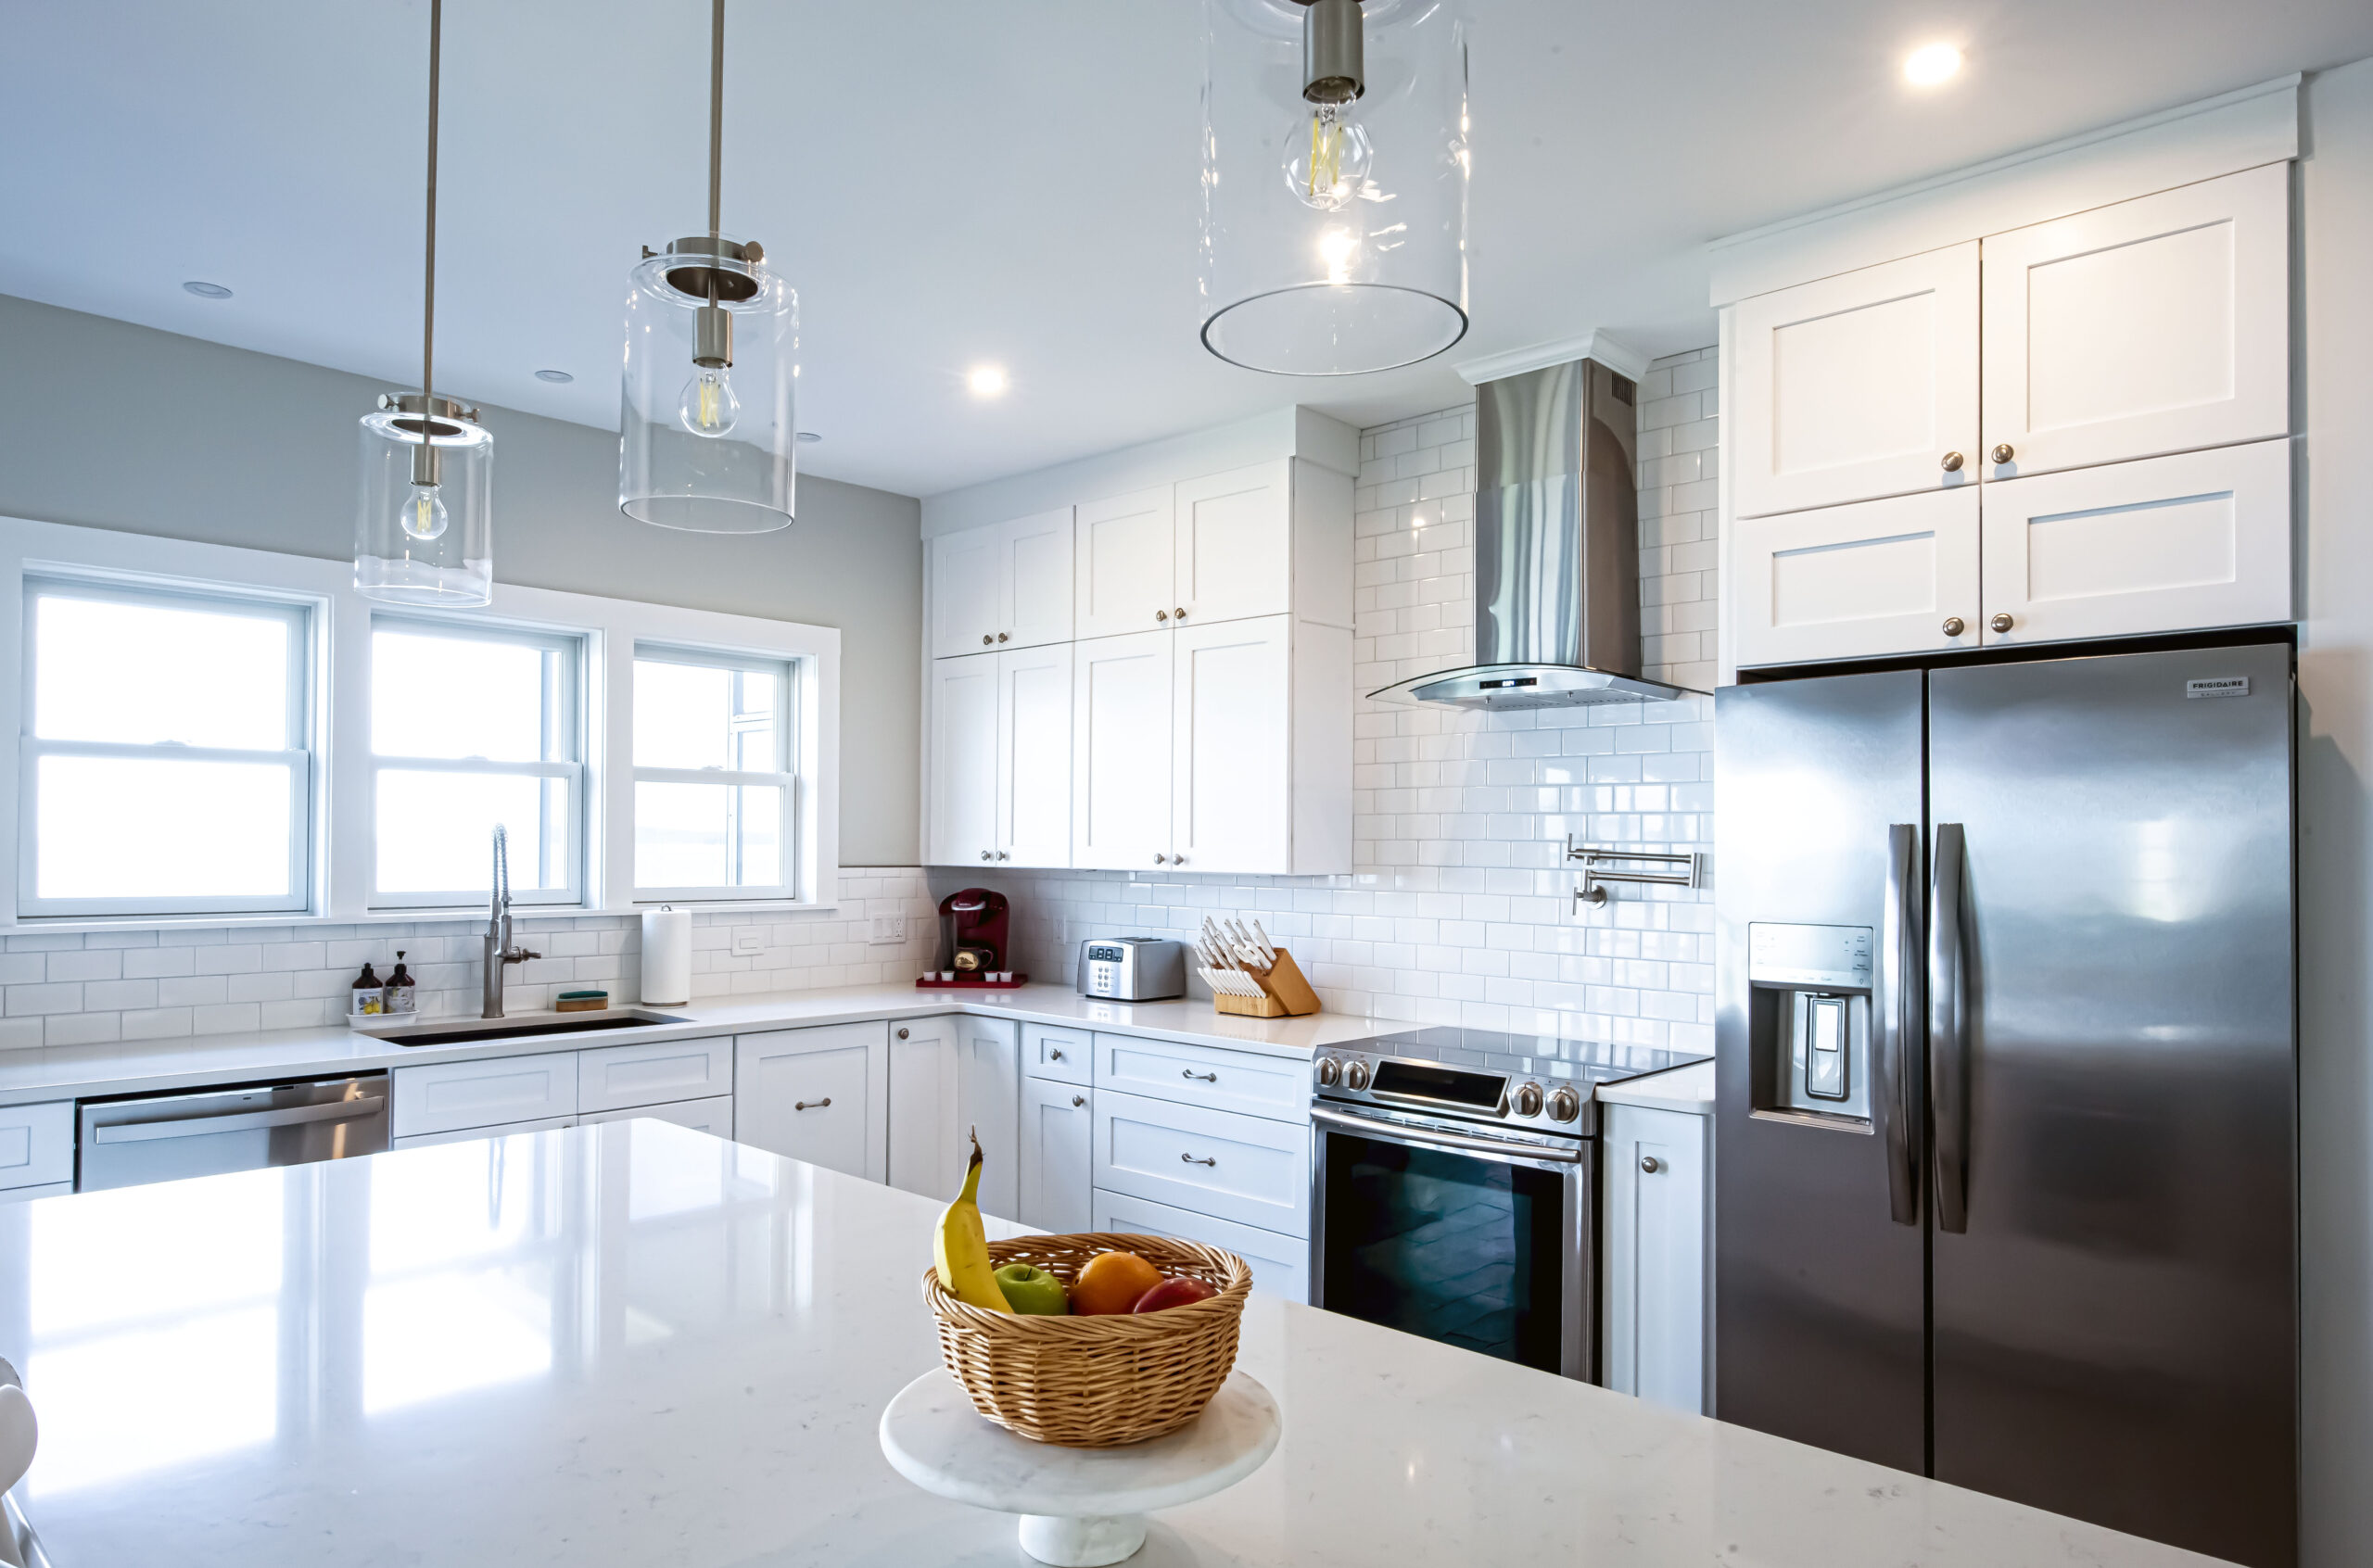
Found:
<box><xmin>0</xmin><ymin>1121</ymin><xmax>2220</xmax><ymax>1567</ymax></box>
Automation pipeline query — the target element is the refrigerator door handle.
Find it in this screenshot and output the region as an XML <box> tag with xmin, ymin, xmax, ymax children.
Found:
<box><xmin>1876</xmin><ymin>824</ymin><xmax>1922</xmax><ymax>1225</ymax></box>
<box><xmin>1930</xmin><ymin>822</ymin><xmax>1971</xmax><ymax>1233</ymax></box>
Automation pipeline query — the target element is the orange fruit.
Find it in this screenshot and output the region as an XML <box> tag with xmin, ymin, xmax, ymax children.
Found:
<box><xmin>1072</xmin><ymin>1250</ymin><xmax>1164</xmax><ymax>1315</ymax></box>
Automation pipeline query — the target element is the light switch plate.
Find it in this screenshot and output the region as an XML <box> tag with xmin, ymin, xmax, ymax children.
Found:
<box><xmin>731</xmin><ymin>929</ymin><xmax>765</xmax><ymax>956</ymax></box>
<box><xmin>869</xmin><ymin>915</ymin><xmax>908</xmax><ymax>945</ymax></box>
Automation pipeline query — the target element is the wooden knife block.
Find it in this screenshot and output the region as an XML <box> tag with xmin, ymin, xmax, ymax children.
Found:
<box><xmin>1212</xmin><ymin>946</ymin><xmax>1322</xmax><ymax>1018</ymax></box>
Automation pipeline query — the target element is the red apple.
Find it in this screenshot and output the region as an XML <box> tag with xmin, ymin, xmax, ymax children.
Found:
<box><xmin>1132</xmin><ymin>1275</ymin><xmax>1219</xmax><ymax>1313</ymax></box>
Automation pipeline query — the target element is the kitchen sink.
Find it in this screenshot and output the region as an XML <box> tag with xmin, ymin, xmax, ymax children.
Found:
<box><xmin>356</xmin><ymin>1010</ymin><xmax>692</xmax><ymax>1048</ymax></box>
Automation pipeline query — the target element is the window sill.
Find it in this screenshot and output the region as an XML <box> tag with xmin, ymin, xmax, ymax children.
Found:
<box><xmin>2</xmin><ymin>897</ymin><xmax>846</xmax><ymax>937</ymax></box>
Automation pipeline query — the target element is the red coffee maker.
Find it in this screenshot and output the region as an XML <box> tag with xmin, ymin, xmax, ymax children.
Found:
<box><xmin>920</xmin><ymin>888</ymin><xmax>1026</xmax><ymax>989</ymax></box>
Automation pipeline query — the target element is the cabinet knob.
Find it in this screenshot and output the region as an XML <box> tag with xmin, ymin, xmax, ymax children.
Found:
<box><xmin>981</xmin><ymin>850</ymin><xmax>993</xmax><ymax>861</ymax></box>
<box><xmin>1640</xmin><ymin>1155</ymin><xmax>1662</xmax><ymax>1174</ymax></box>
<box><xmin>1991</xmin><ymin>443</ymin><xmax>2015</xmax><ymax>464</ymax></box>
<box><xmin>1154</xmin><ymin>854</ymin><xmax>1168</xmax><ymax>865</ymax></box>
<box><xmin>997</xmin><ymin>632</ymin><xmax>1009</xmax><ymax>642</ymax></box>
<box><xmin>1072</xmin><ymin>1094</ymin><xmax>1085</xmax><ymax>1107</ymax></box>
<box><xmin>1990</xmin><ymin>613</ymin><xmax>2014</xmax><ymax>634</ymax></box>
<box><xmin>896</xmin><ymin>1028</ymin><xmax>909</xmax><ymax>1040</ymax></box>
<box><xmin>1048</xmin><ymin>1048</ymin><xmax>1064</xmax><ymax>1061</ymax></box>
<box><xmin>1156</xmin><ymin>610</ymin><xmax>1169</xmax><ymax>622</ymax></box>
<box><xmin>1940</xmin><ymin>451</ymin><xmax>1965</xmax><ymax>472</ymax></box>
<box><xmin>1942</xmin><ymin>616</ymin><xmax>1965</xmax><ymax>637</ymax></box>
<box><xmin>1174</xmin><ymin>606</ymin><xmax>1186</xmax><ymax>619</ymax></box>
<box><xmin>982</xmin><ymin>634</ymin><xmax>993</xmax><ymax>646</ymax></box>
<box><xmin>795</xmin><ymin>1097</ymin><xmax>832</xmax><ymax>1112</ymax></box>
<box><xmin>996</xmin><ymin>850</ymin><xmax>1009</xmax><ymax>861</ymax></box>
<box><xmin>1172</xmin><ymin>854</ymin><xmax>1186</xmax><ymax>866</ymax></box>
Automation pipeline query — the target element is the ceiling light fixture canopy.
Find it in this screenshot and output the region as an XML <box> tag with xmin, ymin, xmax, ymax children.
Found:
<box><xmin>355</xmin><ymin>0</ymin><xmax>493</xmax><ymax>607</ymax></box>
<box><xmin>1199</xmin><ymin>0</ymin><xmax>1469</xmax><ymax>376</ymax></box>
<box><xmin>618</xmin><ymin>0</ymin><xmax>798</xmax><ymax>534</ymax></box>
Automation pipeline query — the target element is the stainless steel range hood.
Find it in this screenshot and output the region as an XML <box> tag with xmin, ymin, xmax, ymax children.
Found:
<box><xmin>1369</xmin><ymin>357</ymin><xmax>1693</xmax><ymax>710</ymax></box>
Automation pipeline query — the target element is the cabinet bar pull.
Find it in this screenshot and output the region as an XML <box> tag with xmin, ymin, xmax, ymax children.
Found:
<box><xmin>1181</xmin><ymin>1069</ymin><xmax>1217</xmax><ymax>1082</ymax></box>
<box><xmin>794</xmin><ymin>1097</ymin><xmax>831</xmax><ymax>1111</ymax></box>
<box><xmin>1180</xmin><ymin>1152</ymin><xmax>1216</xmax><ymax>1167</ymax></box>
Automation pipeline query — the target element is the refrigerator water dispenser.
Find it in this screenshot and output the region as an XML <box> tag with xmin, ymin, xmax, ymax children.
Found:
<box><xmin>1748</xmin><ymin>922</ymin><xmax>1873</xmax><ymax>1121</ymax></box>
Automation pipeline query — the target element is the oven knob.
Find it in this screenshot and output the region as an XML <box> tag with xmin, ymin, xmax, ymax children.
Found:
<box><xmin>1513</xmin><ymin>1081</ymin><xmax>1544</xmax><ymax>1118</ymax></box>
<box><xmin>1344</xmin><ymin>1060</ymin><xmax>1372</xmax><ymax>1091</ymax></box>
<box><xmin>1315</xmin><ymin>1057</ymin><xmax>1341</xmax><ymax>1087</ymax></box>
<box><xmin>1547</xmin><ymin>1086</ymin><xmax>1581</xmax><ymax>1123</ymax></box>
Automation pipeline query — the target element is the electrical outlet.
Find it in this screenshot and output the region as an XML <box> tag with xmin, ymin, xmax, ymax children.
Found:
<box><xmin>869</xmin><ymin>914</ymin><xmax>908</xmax><ymax>945</ymax></box>
<box><xmin>731</xmin><ymin>928</ymin><xmax>765</xmax><ymax>956</ymax></box>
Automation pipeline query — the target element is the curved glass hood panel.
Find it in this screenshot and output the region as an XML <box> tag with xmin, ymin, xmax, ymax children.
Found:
<box><xmin>1366</xmin><ymin>663</ymin><xmax>1694</xmax><ymax>711</ymax></box>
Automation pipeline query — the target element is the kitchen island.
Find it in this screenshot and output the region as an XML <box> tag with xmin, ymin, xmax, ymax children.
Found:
<box><xmin>0</xmin><ymin>1119</ymin><xmax>2227</xmax><ymax>1567</ymax></box>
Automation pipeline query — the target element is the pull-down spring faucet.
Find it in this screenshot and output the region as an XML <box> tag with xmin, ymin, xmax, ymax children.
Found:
<box><xmin>482</xmin><ymin>825</ymin><xmax>541</xmax><ymax>1018</ymax></box>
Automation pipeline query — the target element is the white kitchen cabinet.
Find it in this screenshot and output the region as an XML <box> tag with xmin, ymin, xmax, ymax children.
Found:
<box><xmin>1092</xmin><ymin>1087</ymin><xmax>1310</xmax><ymax>1237</ymax></box>
<box><xmin>1022</xmin><ymin>1023</ymin><xmax>1091</xmax><ymax>1086</ymax></box>
<box><xmin>1731</xmin><ymin>242</ymin><xmax>1981</xmax><ymax>520</ymax></box>
<box><xmin>928</xmin><ymin>652</ymin><xmax>1000</xmax><ymax>866</ymax></box>
<box><xmin>929</xmin><ymin>507</ymin><xmax>1074</xmax><ymax>658</ymax></box>
<box><xmin>1092</xmin><ymin>1188</ymin><xmax>1309</xmax><ymax>1304</ymax></box>
<box><xmin>1732</xmin><ymin>488</ymin><xmax>1981</xmax><ymax>668</ymax></box>
<box><xmin>0</xmin><ymin>1102</ymin><xmax>74</xmax><ymax>1192</ymax></box>
<box><xmin>1602</xmin><ymin>1104</ymin><xmax>1709</xmax><ymax>1416</ymax></box>
<box><xmin>996</xmin><ymin>642</ymin><xmax>1072</xmax><ymax>868</ymax></box>
<box><xmin>576</xmin><ymin>1035</ymin><xmax>731</xmax><ymax>1116</ymax></box>
<box><xmin>1019</xmin><ymin>1076</ymin><xmax>1093</xmax><ymax>1234</ymax></box>
<box><xmin>0</xmin><ymin>1182</ymin><xmax>71</xmax><ymax>1205</ymax></box>
<box><xmin>1171</xmin><ymin>616</ymin><xmax>1288</xmax><ymax>873</ymax></box>
<box><xmin>734</xmin><ymin>1022</ymin><xmax>888</xmax><ymax>1183</ymax></box>
<box><xmin>958</xmin><ymin>1017</ymin><xmax>1022</xmax><ymax>1220</ymax></box>
<box><xmin>1978</xmin><ymin>438</ymin><xmax>2291</xmax><ymax>647</ymax></box>
<box><xmin>1072</xmin><ymin>628</ymin><xmax>1174</xmax><ymax>870</ymax></box>
<box><xmin>578</xmin><ymin>1095</ymin><xmax>733</xmax><ymax>1136</ymax></box>
<box><xmin>1091</xmin><ymin>1032</ymin><xmax>1310</xmax><ymax>1122</ymax></box>
<box><xmin>1980</xmin><ymin>163</ymin><xmax>2289</xmax><ymax>482</ymax></box>
<box><xmin>393</xmin><ymin>1114</ymin><xmax>575</xmax><ymax>1150</ymax></box>
<box><xmin>1074</xmin><ymin>486</ymin><xmax>1176</xmax><ymax>639</ymax></box>
<box><xmin>392</xmin><ymin>1053</ymin><xmax>577</xmax><ymax>1139</ymax></box>
<box><xmin>1174</xmin><ymin>462</ymin><xmax>1295</xmax><ymax>626</ymax></box>
<box><xmin>887</xmin><ymin>1016</ymin><xmax>962</xmax><ymax>1201</ymax></box>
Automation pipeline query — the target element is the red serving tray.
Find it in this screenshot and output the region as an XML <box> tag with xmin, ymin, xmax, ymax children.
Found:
<box><xmin>915</xmin><ymin>973</ymin><xmax>1030</xmax><ymax>990</ymax></box>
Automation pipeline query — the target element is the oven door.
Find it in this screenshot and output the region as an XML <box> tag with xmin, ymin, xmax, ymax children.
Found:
<box><xmin>1310</xmin><ymin>1102</ymin><xmax>1593</xmax><ymax>1380</ymax></box>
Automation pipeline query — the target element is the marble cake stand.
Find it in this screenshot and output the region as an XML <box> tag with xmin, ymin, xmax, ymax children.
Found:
<box><xmin>879</xmin><ymin>1368</ymin><xmax>1280</xmax><ymax>1567</ymax></box>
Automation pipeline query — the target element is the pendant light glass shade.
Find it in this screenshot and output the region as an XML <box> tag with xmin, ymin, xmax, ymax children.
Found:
<box><xmin>618</xmin><ymin>234</ymin><xmax>798</xmax><ymax>533</ymax></box>
<box><xmin>355</xmin><ymin>397</ymin><xmax>493</xmax><ymax>603</ymax></box>
<box><xmin>1199</xmin><ymin>0</ymin><xmax>1470</xmax><ymax>376</ymax></box>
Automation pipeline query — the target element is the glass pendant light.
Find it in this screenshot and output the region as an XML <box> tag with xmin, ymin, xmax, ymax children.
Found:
<box><xmin>1200</xmin><ymin>0</ymin><xmax>1470</xmax><ymax>375</ymax></box>
<box><xmin>356</xmin><ymin>0</ymin><xmax>494</xmax><ymax>606</ymax></box>
<box><xmin>619</xmin><ymin>0</ymin><xmax>798</xmax><ymax>534</ymax></box>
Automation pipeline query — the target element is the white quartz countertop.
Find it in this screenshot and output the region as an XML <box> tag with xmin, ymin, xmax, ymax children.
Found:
<box><xmin>1595</xmin><ymin>1057</ymin><xmax>1716</xmax><ymax>1112</ymax></box>
<box><xmin>0</xmin><ymin>981</ymin><xmax>1402</xmax><ymax>1106</ymax></box>
<box><xmin>0</xmin><ymin>1121</ymin><xmax>2228</xmax><ymax>1567</ymax></box>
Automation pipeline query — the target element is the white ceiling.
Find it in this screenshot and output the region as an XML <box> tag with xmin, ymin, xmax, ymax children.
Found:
<box><xmin>5</xmin><ymin>1</ymin><xmax>2370</xmax><ymax>499</ymax></box>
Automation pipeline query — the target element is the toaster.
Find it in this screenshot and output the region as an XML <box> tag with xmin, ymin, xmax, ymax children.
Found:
<box><xmin>1076</xmin><ymin>937</ymin><xmax>1186</xmax><ymax>1001</ymax></box>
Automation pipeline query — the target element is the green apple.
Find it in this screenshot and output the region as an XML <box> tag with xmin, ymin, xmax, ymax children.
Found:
<box><xmin>994</xmin><ymin>1262</ymin><xmax>1071</xmax><ymax>1315</ymax></box>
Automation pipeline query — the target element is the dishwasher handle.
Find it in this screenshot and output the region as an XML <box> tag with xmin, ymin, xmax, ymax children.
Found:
<box><xmin>91</xmin><ymin>1094</ymin><xmax>387</xmax><ymax>1145</ymax></box>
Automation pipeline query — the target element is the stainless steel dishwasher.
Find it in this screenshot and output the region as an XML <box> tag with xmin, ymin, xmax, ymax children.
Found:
<box><xmin>76</xmin><ymin>1074</ymin><xmax>390</xmax><ymax>1191</ymax></box>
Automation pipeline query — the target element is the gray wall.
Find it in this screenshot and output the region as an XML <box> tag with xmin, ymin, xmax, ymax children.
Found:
<box><xmin>0</xmin><ymin>294</ymin><xmax>921</xmax><ymax>865</ymax></box>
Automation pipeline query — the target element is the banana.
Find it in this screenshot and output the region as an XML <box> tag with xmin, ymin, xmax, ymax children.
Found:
<box><xmin>933</xmin><ymin>1127</ymin><xmax>1011</xmax><ymax>1313</ymax></box>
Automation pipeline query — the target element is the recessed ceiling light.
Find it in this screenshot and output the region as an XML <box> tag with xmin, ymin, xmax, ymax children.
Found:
<box><xmin>534</xmin><ymin>369</ymin><xmax>575</xmax><ymax>384</ymax></box>
<box><xmin>967</xmin><ymin>365</ymin><xmax>1009</xmax><ymax>398</ymax></box>
<box><xmin>182</xmin><ymin>280</ymin><xmax>233</xmax><ymax>298</ymax></box>
<box><xmin>1904</xmin><ymin>43</ymin><xmax>1961</xmax><ymax>86</ymax></box>
<box><xmin>795</xmin><ymin>431</ymin><xmax>821</xmax><ymax>444</ymax></box>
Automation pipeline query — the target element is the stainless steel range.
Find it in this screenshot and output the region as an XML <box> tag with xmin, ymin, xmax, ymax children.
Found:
<box><xmin>1309</xmin><ymin>1026</ymin><xmax>1706</xmax><ymax>1380</ymax></box>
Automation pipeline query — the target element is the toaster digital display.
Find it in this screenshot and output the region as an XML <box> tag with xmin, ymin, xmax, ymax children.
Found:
<box><xmin>1085</xmin><ymin>945</ymin><xmax>1126</xmax><ymax>963</ymax></box>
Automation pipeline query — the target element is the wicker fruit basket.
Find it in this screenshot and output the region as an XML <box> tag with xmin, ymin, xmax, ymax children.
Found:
<box><xmin>920</xmin><ymin>1232</ymin><xmax>1252</xmax><ymax>1448</ymax></box>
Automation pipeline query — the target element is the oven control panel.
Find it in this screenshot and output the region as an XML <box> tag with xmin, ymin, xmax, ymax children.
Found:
<box><xmin>1311</xmin><ymin>1047</ymin><xmax>1587</xmax><ymax>1134</ymax></box>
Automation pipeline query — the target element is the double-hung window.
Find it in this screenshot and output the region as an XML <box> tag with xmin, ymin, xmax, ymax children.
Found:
<box><xmin>368</xmin><ymin>618</ymin><xmax>584</xmax><ymax>908</ymax></box>
<box><xmin>631</xmin><ymin>648</ymin><xmax>797</xmax><ymax>900</ymax></box>
<box><xmin>19</xmin><ymin>577</ymin><xmax>315</xmax><ymax>918</ymax></box>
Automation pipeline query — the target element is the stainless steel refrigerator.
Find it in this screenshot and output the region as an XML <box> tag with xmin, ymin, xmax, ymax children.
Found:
<box><xmin>1714</xmin><ymin>640</ymin><xmax>2296</xmax><ymax>1568</ymax></box>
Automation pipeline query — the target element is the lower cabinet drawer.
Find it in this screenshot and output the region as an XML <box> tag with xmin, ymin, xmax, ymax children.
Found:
<box><xmin>1091</xmin><ymin>1187</ymin><xmax>1310</xmax><ymax>1304</ymax></box>
<box><xmin>577</xmin><ymin>1035</ymin><xmax>732</xmax><ymax>1114</ymax></box>
<box><xmin>0</xmin><ymin>1181</ymin><xmax>73</xmax><ymax>1206</ymax></box>
<box><xmin>1091</xmin><ymin>1088</ymin><xmax>1310</xmax><ymax>1237</ymax></box>
<box><xmin>1023</xmin><ymin>1024</ymin><xmax>1091</xmax><ymax>1086</ymax></box>
<box><xmin>393</xmin><ymin>1053</ymin><xmax>579</xmax><ymax>1137</ymax></box>
<box><xmin>0</xmin><ymin>1102</ymin><xmax>74</xmax><ymax>1191</ymax></box>
<box><xmin>1093</xmin><ymin>1033</ymin><xmax>1309</xmax><ymax>1122</ymax></box>
<box><xmin>393</xmin><ymin>1114</ymin><xmax>575</xmax><ymax>1150</ymax></box>
<box><xmin>579</xmin><ymin>1095</ymin><xmax>733</xmax><ymax>1137</ymax></box>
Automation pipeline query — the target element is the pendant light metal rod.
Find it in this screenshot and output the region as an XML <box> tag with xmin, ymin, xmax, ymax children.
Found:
<box><xmin>422</xmin><ymin>0</ymin><xmax>441</xmax><ymax>406</ymax></box>
<box><xmin>706</xmin><ymin>0</ymin><xmax>724</xmax><ymax>238</ymax></box>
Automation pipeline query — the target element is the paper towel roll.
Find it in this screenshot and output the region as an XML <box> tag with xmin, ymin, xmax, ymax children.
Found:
<box><xmin>641</xmin><ymin>906</ymin><xmax>692</xmax><ymax>1005</ymax></box>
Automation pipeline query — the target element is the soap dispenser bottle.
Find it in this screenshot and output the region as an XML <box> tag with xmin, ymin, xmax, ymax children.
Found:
<box><xmin>351</xmin><ymin>962</ymin><xmax>384</xmax><ymax>1018</ymax></box>
<box><xmin>386</xmin><ymin>952</ymin><xmax>417</xmax><ymax>1016</ymax></box>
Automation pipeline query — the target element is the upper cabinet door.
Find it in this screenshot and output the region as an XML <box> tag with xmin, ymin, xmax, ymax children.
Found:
<box><xmin>1732</xmin><ymin>487</ymin><xmax>1981</xmax><ymax>669</ymax></box>
<box><xmin>1075</xmin><ymin>486</ymin><xmax>1175</xmax><ymax>639</ymax></box>
<box><xmin>997</xmin><ymin>643</ymin><xmax>1073</xmax><ymax>869</ymax></box>
<box><xmin>1977</xmin><ymin>438</ymin><xmax>2291</xmax><ymax>648</ymax></box>
<box><xmin>1072</xmin><ymin>628</ymin><xmax>1174</xmax><ymax>870</ymax></box>
<box><xmin>1732</xmin><ymin>242</ymin><xmax>1981</xmax><ymax>519</ymax></box>
<box><xmin>1981</xmin><ymin>163</ymin><xmax>2290</xmax><ymax>481</ymax></box>
<box><xmin>929</xmin><ymin>653</ymin><xmax>999</xmax><ymax>867</ymax></box>
<box><xmin>1170</xmin><ymin>615</ymin><xmax>1291</xmax><ymax>875</ymax></box>
<box><xmin>1174</xmin><ymin>461</ymin><xmax>1292</xmax><ymax>627</ymax></box>
<box><xmin>1000</xmin><ymin>507</ymin><xmax>1075</xmax><ymax>649</ymax></box>
<box><xmin>929</xmin><ymin>526</ymin><xmax>1004</xmax><ymax>658</ymax></box>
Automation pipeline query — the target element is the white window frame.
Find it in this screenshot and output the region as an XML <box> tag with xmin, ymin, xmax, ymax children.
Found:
<box><xmin>630</xmin><ymin>644</ymin><xmax>800</xmax><ymax>904</ymax></box>
<box><xmin>17</xmin><ymin>573</ymin><xmax>319</xmax><ymax>919</ymax></box>
<box><xmin>364</xmin><ymin>613</ymin><xmax>588</xmax><ymax>913</ymax></box>
<box><xmin>0</xmin><ymin>516</ymin><xmax>845</xmax><ymax>931</ymax></box>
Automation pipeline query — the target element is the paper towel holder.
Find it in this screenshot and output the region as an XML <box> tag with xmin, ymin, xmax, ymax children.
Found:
<box><xmin>641</xmin><ymin>904</ymin><xmax>693</xmax><ymax>1006</ymax></box>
